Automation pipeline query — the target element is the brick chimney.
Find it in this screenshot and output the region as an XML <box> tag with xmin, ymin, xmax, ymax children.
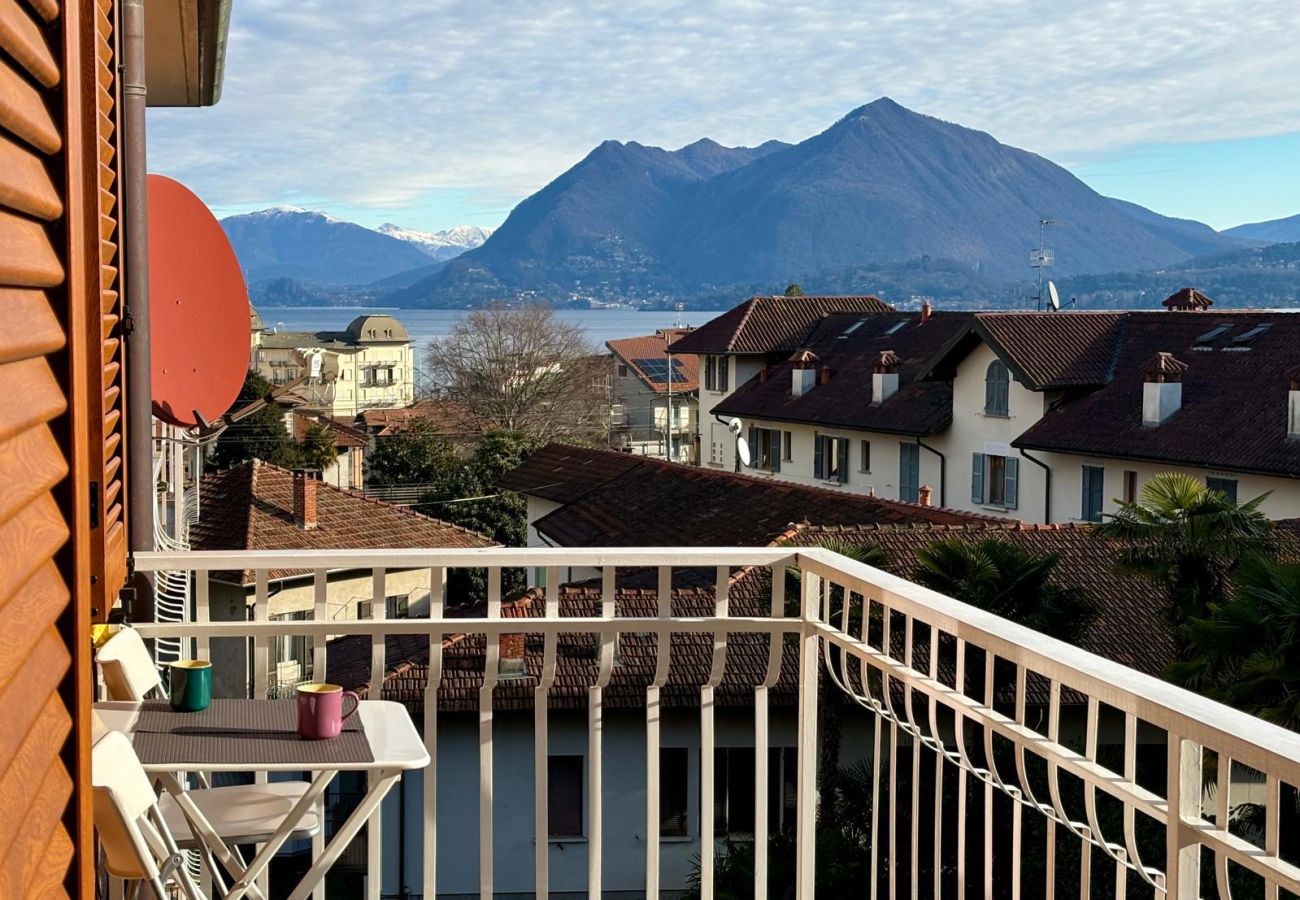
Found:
<box><xmin>498</xmin><ymin>632</ymin><xmax>526</xmax><ymax>676</ymax></box>
<box><xmin>293</xmin><ymin>471</ymin><xmax>319</xmax><ymax>529</ymax></box>
<box><xmin>819</xmin><ymin>365</ymin><xmax>831</xmax><ymax>385</ymax></box>
<box><xmin>872</xmin><ymin>350</ymin><xmax>901</xmax><ymax>405</ymax></box>
<box><xmin>917</xmin><ymin>484</ymin><xmax>933</xmax><ymax>507</ymax></box>
<box><xmin>1142</xmin><ymin>352</ymin><xmax>1188</xmax><ymax>426</ymax></box>
<box><xmin>790</xmin><ymin>349</ymin><xmax>818</xmax><ymax>397</ymax></box>
<box><xmin>920</xmin><ymin>301</ymin><xmax>932</xmax><ymax>323</ymax></box>
<box><xmin>1289</xmin><ymin>367</ymin><xmax>1300</xmax><ymax>438</ymax></box>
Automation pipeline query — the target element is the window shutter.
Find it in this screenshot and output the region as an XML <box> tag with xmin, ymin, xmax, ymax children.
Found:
<box><xmin>837</xmin><ymin>438</ymin><xmax>849</xmax><ymax>483</ymax></box>
<box><xmin>769</xmin><ymin>430</ymin><xmax>781</xmax><ymax>473</ymax></box>
<box><xmin>747</xmin><ymin>427</ymin><xmax>757</xmax><ymax>468</ymax></box>
<box><xmin>720</xmin><ymin>356</ymin><xmax>729</xmax><ymax>391</ymax></box>
<box><xmin>971</xmin><ymin>453</ymin><xmax>985</xmax><ymax>504</ymax></box>
<box><xmin>1004</xmin><ymin>456</ymin><xmax>1018</xmax><ymax>509</ymax></box>
<box><xmin>813</xmin><ymin>435</ymin><xmax>824</xmax><ymax>478</ymax></box>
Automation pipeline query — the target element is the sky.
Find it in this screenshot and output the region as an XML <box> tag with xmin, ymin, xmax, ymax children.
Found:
<box><xmin>147</xmin><ymin>0</ymin><xmax>1300</xmax><ymax>234</ymax></box>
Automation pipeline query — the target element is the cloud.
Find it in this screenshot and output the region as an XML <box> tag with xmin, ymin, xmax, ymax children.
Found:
<box><xmin>147</xmin><ymin>0</ymin><xmax>1300</xmax><ymax>230</ymax></box>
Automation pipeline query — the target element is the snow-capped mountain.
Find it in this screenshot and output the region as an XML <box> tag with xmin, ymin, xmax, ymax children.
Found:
<box><xmin>377</xmin><ymin>223</ymin><xmax>494</xmax><ymax>261</ymax></box>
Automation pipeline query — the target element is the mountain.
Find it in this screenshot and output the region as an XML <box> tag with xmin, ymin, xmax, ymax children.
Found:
<box><xmin>376</xmin><ymin>224</ymin><xmax>494</xmax><ymax>261</ymax></box>
<box><xmin>1224</xmin><ymin>213</ymin><xmax>1300</xmax><ymax>244</ymax></box>
<box><xmin>403</xmin><ymin>99</ymin><xmax>1240</xmax><ymax>306</ymax></box>
<box><xmin>222</xmin><ymin>206</ymin><xmax>433</xmax><ymax>285</ymax></box>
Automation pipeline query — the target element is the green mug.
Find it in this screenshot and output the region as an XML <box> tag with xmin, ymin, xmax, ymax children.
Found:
<box><xmin>169</xmin><ymin>659</ymin><xmax>212</xmax><ymax>712</ymax></box>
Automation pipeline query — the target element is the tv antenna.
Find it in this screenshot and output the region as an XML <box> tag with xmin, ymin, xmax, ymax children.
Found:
<box><xmin>1030</xmin><ymin>218</ymin><xmax>1056</xmax><ymax>311</ymax></box>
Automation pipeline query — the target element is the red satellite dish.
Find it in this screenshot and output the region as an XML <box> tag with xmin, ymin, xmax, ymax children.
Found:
<box><xmin>147</xmin><ymin>174</ymin><xmax>251</xmax><ymax>427</ymax></box>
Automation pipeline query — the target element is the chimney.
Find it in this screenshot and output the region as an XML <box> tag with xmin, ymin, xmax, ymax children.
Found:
<box><xmin>920</xmin><ymin>301</ymin><xmax>932</xmax><ymax>323</ymax></box>
<box><xmin>1289</xmin><ymin>367</ymin><xmax>1300</xmax><ymax>438</ymax></box>
<box><xmin>1141</xmin><ymin>352</ymin><xmax>1188</xmax><ymax>426</ymax></box>
<box><xmin>293</xmin><ymin>471</ymin><xmax>319</xmax><ymax>529</ymax></box>
<box><xmin>498</xmin><ymin>598</ymin><xmax>528</xmax><ymax>677</ymax></box>
<box><xmin>759</xmin><ymin>367</ymin><xmax>768</xmax><ymax>384</ymax></box>
<box><xmin>819</xmin><ymin>365</ymin><xmax>831</xmax><ymax>385</ymax></box>
<box><xmin>790</xmin><ymin>349</ymin><xmax>818</xmax><ymax>397</ymax></box>
<box><xmin>917</xmin><ymin>484</ymin><xmax>933</xmax><ymax>507</ymax></box>
<box><xmin>1162</xmin><ymin>287</ymin><xmax>1214</xmax><ymax>312</ymax></box>
<box><xmin>872</xmin><ymin>350</ymin><xmax>901</xmax><ymax>405</ymax></box>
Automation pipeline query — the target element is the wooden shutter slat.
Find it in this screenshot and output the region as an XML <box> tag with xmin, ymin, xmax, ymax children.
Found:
<box><xmin>0</xmin><ymin>752</ymin><xmax>73</xmax><ymax>896</ymax></box>
<box><xmin>0</xmin><ymin>425</ymin><xmax>65</xmax><ymax>528</ymax></box>
<box><xmin>0</xmin><ymin>210</ymin><xmax>61</xmax><ymax>286</ymax></box>
<box><xmin>0</xmin><ymin>700</ymin><xmax>72</xmax><ymax>864</ymax></box>
<box><xmin>0</xmin><ymin>0</ymin><xmax>58</xmax><ymax>87</ymax></box>
<box><xmin>0</xmin><ymin>57</ymin><xmax>59</xmax><ymax>152</ymax></box>
<box><xmin>0</xmin><ymin>356</ymin><xmax>65</xmax><ymax>443</ymax></box>
<box><xmin>0</xmin><ymin>628</ymin><xmax>69</xmax><ymax>764</ymax></box>
<box><xmin>0</xmin><ymin>134</ymin><xmax>60</xmax><ymax>220</ymax></box>
<box><xmin>0</xmin><ymin>572</ymin><xmax>67</xmax><ymax>710</ymax></box>
<box><xmin>20</xmin><ymin>0</ymin><xmax>56</xmax><ymax>25</ymax></box>
<box><xmin>0</xmin><ymin>494</ymin><xmax>67</xmax><ymax>607</ymax></box>
<box><xmin>27</xmin><ymin>826</ymin><xmax>74</xmax><ymax>900</ymax></box>
<box><xmin>0</xmin><ymin>288</ymin><xmax>61</xmax><ymax>363</ymax></box>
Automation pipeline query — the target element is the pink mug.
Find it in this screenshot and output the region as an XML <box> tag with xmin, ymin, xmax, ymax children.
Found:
<box><xmin>296</xmin><ymin>683</ymin><xmax>360</xmax><ymax>740</ymax></box>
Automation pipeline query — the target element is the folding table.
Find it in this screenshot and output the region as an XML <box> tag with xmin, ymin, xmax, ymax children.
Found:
<box><xmin>94</xmin><ymin>699</ymin><xmax>429</xmax><ymax>900</ymax></box>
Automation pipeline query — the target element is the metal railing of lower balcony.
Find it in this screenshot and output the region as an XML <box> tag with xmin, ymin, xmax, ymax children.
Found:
<box><xmin>129</xmin><ymin>547</ymin><xmax>1300</xmax><ymax>900</ymax></box>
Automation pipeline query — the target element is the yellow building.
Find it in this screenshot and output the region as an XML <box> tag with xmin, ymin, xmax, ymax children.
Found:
<box><xmin>251</xmin><ymin>310</ymin><xmax>416</xmax><ymax>417</ymax></box>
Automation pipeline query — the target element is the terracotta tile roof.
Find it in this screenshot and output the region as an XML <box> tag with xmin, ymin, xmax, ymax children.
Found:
<box><xmin>192</xmin><ymin>460</ymin><xmax>496</xmax><ymax>584</ymax></box>
<box><xmin>327</xmin><ymin>576</ymin><xmax>799</xmax><ymax>713</ymax></box>
<box><xmin>497</xmin><ymin>443</ymin><xmax>644</xmax><ymax>504</ymax></box>
<box><xmin>714</xmin><ymin>311</ymin><xmax>973</xmax><ymax>435</ymax></box>
<box><xmin>522</xmin><ymin>444</ymin><xmax>1001</xmax><ymax>548</ymax></box>
<box><xmin>667</xmin><ymin>295</ymin><xmax>894</xmax><ymax>355</ymax></box>
<box><xmin>973</xmin><ymin>312</ymin><xmax>1126</xmax><ymax>389</ymax></box>
<box><xmin>749</xmin><ymin>521</ymin><xmax>1178</xmax><ymax>680</ymax></box>
<box><xmin>289</xmin><ymin>412</ymin><xmax>368</xmax><ymax>449</ymax></box>
<box><xmin>1013</xmin><ymin>312</ymin><xmax>1300</xmax><ymax>475</ymax></box>
<box><xmin>606</xmin><ymin>329</ymin><xmax>700</xmax><ymax>393</ymax></box>
<box><xmin>358</xmin><ymin>399</ymin><xmax>476</xmax><ymax>437</ymax></box>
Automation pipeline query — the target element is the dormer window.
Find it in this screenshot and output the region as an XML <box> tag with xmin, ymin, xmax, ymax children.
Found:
<box><xmin>984</xmin><ymin>361</ymin><xmax>1009</xmax><ymax>417</ymax></box>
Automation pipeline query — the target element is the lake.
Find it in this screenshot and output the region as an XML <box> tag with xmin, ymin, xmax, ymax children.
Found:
<box><xmin>256</xmin><ymin>307</ymin><xmax>717</xmax><ymax>350</ymax></box>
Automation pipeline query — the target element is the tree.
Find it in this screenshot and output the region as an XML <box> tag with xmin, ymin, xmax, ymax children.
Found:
<box><xmin>297</xmin><ymin>424</ymin><xmax>339</xmax><ymax>473</ymax></box>
<box><xmin>425</xmin><ymin>304</ymin><xmax>608</xmax><ymax>442</ymax></box>
<box><xmin>911</xmin><ymin>537</ymin><xmax>1098</xmax><ymax>640</ymax></box>
<box><xmin>209</xmin><ymin>370</ymin><xmax>300</xmax><ymax>470</ymax></box>
<box><xmin>1168</xmin><ymin>557</ymin><xmax>1300</xmax><ymax>729</ymax></box>
<box><xmin>1096</xmin><ymin>472</ymin><xmax>1273</xmax><ymax>635</ymax></box>
<box><xmin>783</xmin><ymin>283</ymin><xmax>804</xmax><ymax>297</ymax></box>
<box><xmin>365</xmin><ymin>420</ymin><xmax>460</xmax><ymax>488</ymax></box>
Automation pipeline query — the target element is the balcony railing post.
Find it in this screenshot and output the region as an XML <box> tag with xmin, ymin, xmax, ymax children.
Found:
<box><xmin>1164</xmin><ymin>735</ymin><xmax>1202</xmax><ymax>899</ymax></box>
<box><xmin>795</xmin><ymin>564</ymin><xmax>821</xmax><ymax>899</ymax></box>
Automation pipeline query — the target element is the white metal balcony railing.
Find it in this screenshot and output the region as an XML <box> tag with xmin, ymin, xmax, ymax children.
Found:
<box><xmin>129</xmin><ymin>547</ymin><xmax>1300</xmax><ymax>900</ymax></box>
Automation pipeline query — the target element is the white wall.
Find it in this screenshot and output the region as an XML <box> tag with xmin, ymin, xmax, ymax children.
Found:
<box><xmin>699</xmin><ymin>355</ymin><xmax>766</xmax><ymax>471</ymax></box>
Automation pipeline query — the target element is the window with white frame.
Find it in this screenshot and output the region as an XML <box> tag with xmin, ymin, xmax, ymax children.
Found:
<box><xmin>860</xmin><ymin>439</ymin><xmax>871</xmax><ymax>472</ymax></box>
<box><xmin>747</xmin><ymin>427</ymin><xmax>782</xmax><ymax>472</ymax></box>
<box><xmin>814</xmin><ymin>435</ymin><xmax>849</xmax><ymax>483</ymax></box>
<box><xmin>971</xmin><ymin>452</ymin><xmax>1018</xmax><ymax>509</ymax></box>
<box><xmin>704</xmin><ymin>356</ymin><xmax>729</xmax><ymax>392</ymax></box>
<box><xmin>548</xmin><ymin>755</ymin><xmax>584</xmax><ymax>837</ymax></box>
<box><xmin>661</xmin><ymin>748</ymin><xmax>689</xmax><ymax>837</ymax></box>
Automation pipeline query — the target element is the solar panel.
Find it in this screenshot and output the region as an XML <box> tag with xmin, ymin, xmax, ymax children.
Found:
<box><xmin>632</xmin><ymin>358</ymin><xmax>687</xmax><ymax>384</ymax></box>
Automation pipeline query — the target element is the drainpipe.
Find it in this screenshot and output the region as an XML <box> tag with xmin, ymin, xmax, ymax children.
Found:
<box><xmin>1019</xmin><ymin>448</ymin><xmax>1052</xmax><ymax>523</ymax></box>
<box><xmin>123</xmin><ymin>0</ymin><xmax>156</xmax><ymax>618</ymax></box>
<box><xmin>713</xmin><ymin>413</ymin><xmax>740</xmax><ymax>473</ymax></box>
<box><xmin>916</xmin><ymin>437</ymin><xmax>946</xmax><ymax>508</ymax></box>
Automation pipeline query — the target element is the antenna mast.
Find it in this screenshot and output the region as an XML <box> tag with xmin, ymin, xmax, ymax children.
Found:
<box><xmin>1030</xmin><ymin>218</ymin><xmax>1056</xmax><ymax>311</ymax></box>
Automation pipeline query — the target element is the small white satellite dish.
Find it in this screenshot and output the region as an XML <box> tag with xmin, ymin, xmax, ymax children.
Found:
<box><xmin>1047</xmin><ymin>281</ymin><xmax>1060</xmax><ymax>311</ymax></box>
<box><xmin>727</xmin><ymin>416</ymin><xmax>743</xmax><ymax>437</ymax></box>
<box><xmin>736</xmin><ymin>435</ymin><xmax>752</xmax><ymax>467</ymax></box>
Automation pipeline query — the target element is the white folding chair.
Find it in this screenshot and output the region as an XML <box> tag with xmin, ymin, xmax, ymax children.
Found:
<box><xmin>96</xmin><ymin>626</ymin><xmax>164</xmax><ymax>701</ymax></box>
<box><xmin>93</xmin><ymin>731</ymin><xmax>203</xmax><ymax>900</ymax></box>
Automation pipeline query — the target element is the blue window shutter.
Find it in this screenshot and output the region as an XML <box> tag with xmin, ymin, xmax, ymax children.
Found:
<box><xmin>971</xmin><ymin>453</ymin><xmax>985</xmax><ymax>504</ymax></box>
<box><xmin>720</xmin><ymin>357</ymin><xmax>729</xmax><ymax>392</ymax></box>
<box><xmin>747</xmin><ymin>427</ymin><xmax>757</xmax><ymax>468</ymax></box>
<box><xmin>837</xmin><ymin>438</ymin><xmax>849</xmax><ymax>483</ymax></box>
<box><xmin>900</xmin><ymin>443</ymin><xmax>919</xmax><ymax>503</ymax></box>
<box><xmin>770</xmin><ymin>431</ymin><xmax>781</xmax><ymax>473</ymax></box>
<box><xmin>1004</xmin><ymin>456</ymin><xmax>1018</xmax><ymax>509</ymax></box>
<box><xmin>813</xmin><ymin>436</ymin><xmax>824</xmax><ymax>479</ymax></box>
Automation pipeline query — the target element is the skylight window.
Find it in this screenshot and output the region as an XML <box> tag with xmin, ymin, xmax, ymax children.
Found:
<box><xmin>839</xmin><ymin>319</ymin><xmax>866</xmax><ymax>338</ymax></box>
<box><xmin>884</xmin><ymin>320</ymin><xmax>907</xmax><ymax>335</ymax></box>
<box><xmin>1195</xmin><ymin>324</ymin><xmax>1233</xmax><ymax>344</ymax></box>
<box><xmin>1232</xmin><ymin>324</ymin><xmax>1273</xmax><ymax>344</ymax></box>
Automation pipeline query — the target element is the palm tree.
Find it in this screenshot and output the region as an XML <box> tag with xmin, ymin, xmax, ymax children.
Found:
<box><xmin>1168</xmin><ymin>556</ymin><xmax>1300</xmax><ymax>729</ymax></box>
<box><xmin>911</xmin><ymin>536</ymin><xmax>1098</xmax><ymax>640</ymax></box>
<box><xmin>1095</xmin><ymin>472</ymin><xmax>1273</xmax><ymax>634</ymax></box>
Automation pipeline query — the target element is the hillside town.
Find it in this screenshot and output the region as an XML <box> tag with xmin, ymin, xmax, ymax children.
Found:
<box><xmin>10</xmin><ymin>2</ymin><xmax>1300</xmax><ymax>900</ymax></box>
